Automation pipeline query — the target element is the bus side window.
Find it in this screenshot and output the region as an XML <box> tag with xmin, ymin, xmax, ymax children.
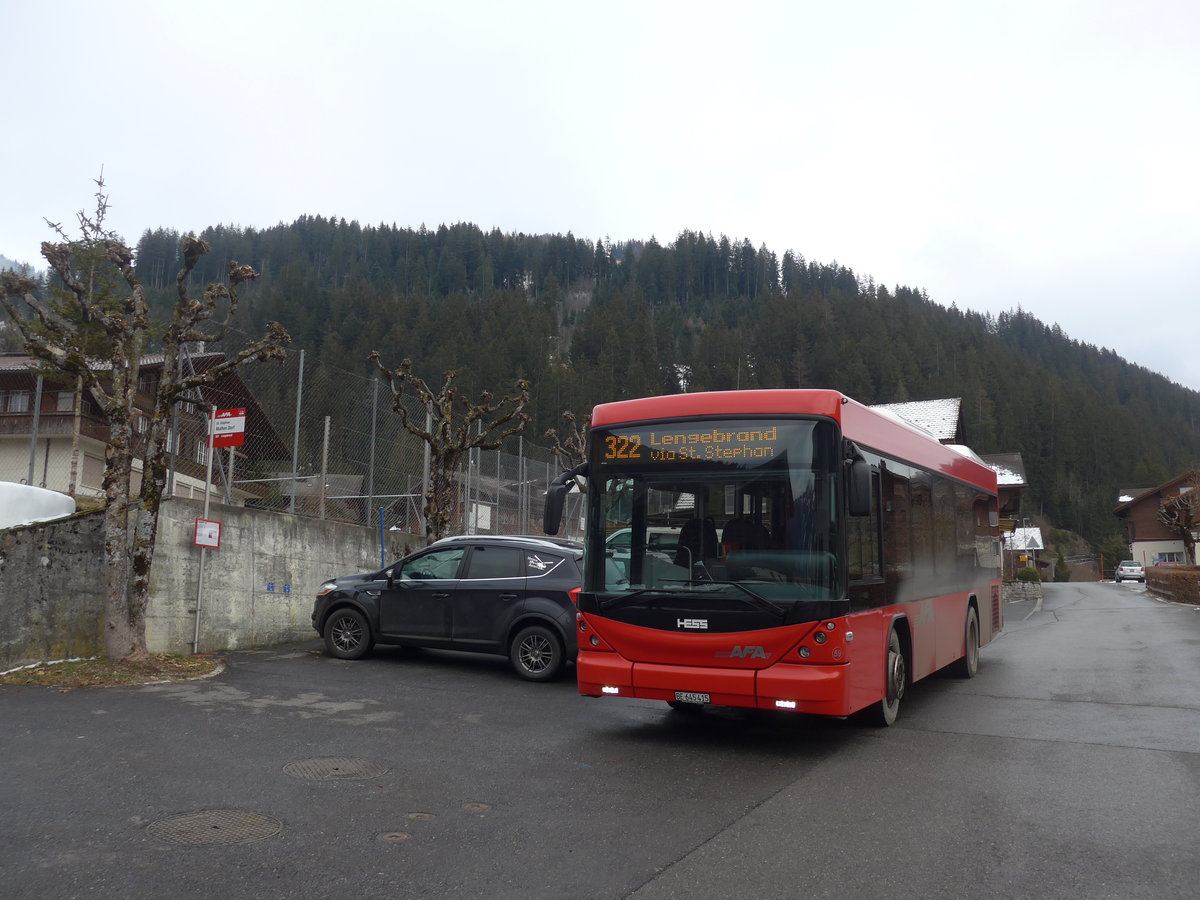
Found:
<box><xmin>847</xmin><ymin>471</ymin><xmax>881</xmax><ymax>580</ymax></box>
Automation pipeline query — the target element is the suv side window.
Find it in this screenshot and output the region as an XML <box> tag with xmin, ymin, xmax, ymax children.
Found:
<box><xmin>525</xmin><ymin>551</ymin><xmax>566</xmax><ymax>578</ymax></box>
<box><xmin>463</xmin><ymin>546</ymin><xmax>524</xmax><ymax>579</ymax></box>
<box><xmin>399</xmin><ymin>548</ymin><xmax>465</xmax><ymax>581</ymax></box>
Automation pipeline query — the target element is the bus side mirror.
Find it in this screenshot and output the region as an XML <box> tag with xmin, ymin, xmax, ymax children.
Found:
<box><xmin>543</xmin><ymin>483</ymin><xmax>567</xmax><ymax>535</ymax></box>
<box><xmin>543</xmin><ymin>461</ymin><xmax>589</xmax><ymax>535</ymax></box>
<box><xmin>848</xmin><ymin>458</ymin><xmax>871</xmax><ymax>517</ymax></box>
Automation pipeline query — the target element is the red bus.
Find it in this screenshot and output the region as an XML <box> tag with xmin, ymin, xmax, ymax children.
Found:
<box><xmin>543</xmin><ymin>390</ymin><xmax>1002</xmax><ymax>725</ymax></box>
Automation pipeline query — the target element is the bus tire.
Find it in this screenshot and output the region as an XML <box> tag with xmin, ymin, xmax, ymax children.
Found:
<box><xmin>949</xmin><ymin>606</ymin><xmax>980</xmax><ymax>679</ymax></box>
<box><xmin>862</xmin><ymin>627</ymin><xmax>906</xmax><ymax>727</ymax></box>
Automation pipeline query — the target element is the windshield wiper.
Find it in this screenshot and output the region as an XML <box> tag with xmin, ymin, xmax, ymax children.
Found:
<box><xmin>598</xmin><ymin>581</ymin><xmax>785</xmax><ymax>618</ymax></box>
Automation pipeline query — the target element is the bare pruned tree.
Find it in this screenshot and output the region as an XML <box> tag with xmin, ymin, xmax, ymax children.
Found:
<box><xmin>369</xmin><ymin>354</ymin><xmax>530</xmax><ymax>543</ymax></box>
<box><xmin>0</xmin><ymin>175</ymin><xmax>290</xmax><ymax>661</ymax></box>
<box><xmin>544</xmin><ymin>410</ymin><xmax>588</xmax><ymax>470</ymax></box>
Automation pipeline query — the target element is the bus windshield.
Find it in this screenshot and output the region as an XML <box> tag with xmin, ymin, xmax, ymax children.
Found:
<box><xmin>587</xmin><ymin>418</ymin><xmax>844</xmax><ymax>623</ymax></box>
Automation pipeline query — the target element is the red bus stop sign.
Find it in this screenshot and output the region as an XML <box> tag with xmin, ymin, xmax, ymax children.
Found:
<box><xmin>210</xmin><ymin>407</ymin><xmax>247</xmax><ymax>448</ymax></box>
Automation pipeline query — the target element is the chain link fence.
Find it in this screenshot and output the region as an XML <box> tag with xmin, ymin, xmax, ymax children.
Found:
<box><xmin>2</xmin><ymin>339</ymin><xmax>584</xmax><ymax>541</ymax></box>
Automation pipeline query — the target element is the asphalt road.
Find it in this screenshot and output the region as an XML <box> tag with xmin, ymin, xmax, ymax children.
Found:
<box><xmin>3</xmin><ymin>582</ymin><xmax>1198</xmax><ymax>899</ymax></box>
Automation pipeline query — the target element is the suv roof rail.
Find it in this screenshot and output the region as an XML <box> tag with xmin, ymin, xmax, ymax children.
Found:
<box><xmin>431</xmin><ymin>534</ymin><xmax>583</xmax><ymax>551</ymax></box>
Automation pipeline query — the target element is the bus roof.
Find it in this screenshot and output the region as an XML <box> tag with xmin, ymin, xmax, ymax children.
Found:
<box><xmin>590</xmin><ymin>389</ymin><xmax>997</xmax><ymax>493</ymax></box>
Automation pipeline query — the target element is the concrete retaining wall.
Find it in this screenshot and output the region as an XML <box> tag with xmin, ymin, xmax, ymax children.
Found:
<box><xmin>0</xmin><ymin>512</ymin><xmax>106</xmax><ymax>668</ymax></box>
<box><xmin>1</xmin><ymin>499</ymin><xmax>421</xmax><ymax>669</ymax></box>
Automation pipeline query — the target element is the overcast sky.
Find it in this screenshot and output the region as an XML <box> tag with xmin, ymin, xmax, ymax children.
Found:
<box><xmin>4</xmin><ymin>0</ymin><xmax>1197</xmax><ymax>390</ymax></box>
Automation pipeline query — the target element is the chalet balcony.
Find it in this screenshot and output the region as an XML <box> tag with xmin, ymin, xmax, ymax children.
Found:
<box><xmin>0</xmin><ymin>411</ymin><xmax>111</xmax><ymax>442</ymax></box>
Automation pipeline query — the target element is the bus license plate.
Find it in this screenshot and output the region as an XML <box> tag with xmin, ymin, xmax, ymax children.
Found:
<box><xmin>674</xmin><ymin>691</ymin><xmax>710</xmax><ymax>704</ymax></box>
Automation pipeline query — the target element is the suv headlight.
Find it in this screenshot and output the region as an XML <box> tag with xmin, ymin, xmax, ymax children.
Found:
<box><xmin>316</xmin><ymin>581</ymin><xmax>338</xmax><ymax>596</ymax></box>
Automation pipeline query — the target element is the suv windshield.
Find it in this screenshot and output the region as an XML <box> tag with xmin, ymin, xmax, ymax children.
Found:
<box><xmin>585</xmin><ymin>418</ymin><xmax>843</xmax><ymax>622</ymax></box>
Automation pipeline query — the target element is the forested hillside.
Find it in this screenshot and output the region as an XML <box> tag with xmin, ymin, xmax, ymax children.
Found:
<box><xmin>125</xmin><ymin>217</ymin><xmax>1200</xmax><ymax>543</ymax></box>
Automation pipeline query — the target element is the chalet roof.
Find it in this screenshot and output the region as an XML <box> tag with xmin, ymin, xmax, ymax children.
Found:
<box><xmin>1117</xmin><ymin>487</ymin><xmax>1153</xmax><ymax>504</ymax></box>
<box><xmin>980</xmin><ymin>452</ymin><xmax>1029</xmax><ymax>487</ymax></box>
<box><xmin>1114</xmin><ymin>470</ymin><xmax>1200</xmax><ymax>514</ymax></box>
<box><xmin>0</xmin><ymin>353</ymin><xmax>42</xmax><ymax>372</ymax></box>
<box><xmin>0</xmin><ymin>351</ymin><xmax>224</xmax><ymax>372</ymax></box>
<box><xmin>870</xmin><ymin>398</ymin><xmax>962</xmax><ymax>443</ymax></box>
<box><xmin>1005</xmin><ymin>527</ymin><xmax>1044</xmax><ymax>551</ymax></box>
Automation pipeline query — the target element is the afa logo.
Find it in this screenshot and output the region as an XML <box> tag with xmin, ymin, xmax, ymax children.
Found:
<box><xmin>715</xmin><ymin>645</ymin><xmax>769</xmax><ymax>660</ymax></box>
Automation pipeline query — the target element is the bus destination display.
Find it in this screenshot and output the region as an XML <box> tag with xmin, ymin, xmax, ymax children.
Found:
<box><xmin>599</xmin><ymin>424</ymin><xmax>785</xmax><ymax>464</ymax></box>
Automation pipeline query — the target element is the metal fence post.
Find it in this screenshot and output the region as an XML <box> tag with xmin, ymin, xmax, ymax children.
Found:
<box><xmin>26</xmin><ymin>373</ymin><xmax>43</xmax><ymax>485</ymax></box>
<box><xmin>319</xmin><ymin>415</ymin><xmax>330</xmax><ymax>520</ymax></box>
<box><xmin>289</xmin><ymin>349</ymin><xmax>305</xmax><ymax>514</ymax></box>
<box><xmin>367</xmin><ymin>377</ymin><xmax>378</xmax><ymax>525</ymax></box>
<box><xmin>422</xmin><ymin>408</ymin><xmax>431</xmax><ymax>532</ymax></box>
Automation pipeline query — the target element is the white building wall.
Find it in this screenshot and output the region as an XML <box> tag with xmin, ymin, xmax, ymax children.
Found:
<box><xmin>1130</xmin><ymin>540</ymin><xmax>1185</xmax><ymax>567</ymax></box>
<box><xmin>1</xmin><ymin>435</ymin><xmax>249</xmax><ymax>502</ymax></box>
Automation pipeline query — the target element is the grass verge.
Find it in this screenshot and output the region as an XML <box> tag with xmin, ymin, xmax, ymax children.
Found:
<box><xmin>0</xmin><ymin>654</ymin><xmax>222</xmax><ymax>688</ymax></box>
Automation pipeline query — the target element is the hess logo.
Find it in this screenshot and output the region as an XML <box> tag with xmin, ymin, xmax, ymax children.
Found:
<box><xmin>716</xmin><ymin>646</ymin><xmax>769</xmax><ymax>659</ymax></box>
<box><xmin>677</xmin><ymin>618</ymin><xmax>708</xmax><ymax>630</ymax></box>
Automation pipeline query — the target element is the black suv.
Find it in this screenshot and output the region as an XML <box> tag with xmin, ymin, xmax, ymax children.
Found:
<box><xmin>312</xmin><ymin>535</ymin><xmax>583</xmax><ymax>681</ymax></box>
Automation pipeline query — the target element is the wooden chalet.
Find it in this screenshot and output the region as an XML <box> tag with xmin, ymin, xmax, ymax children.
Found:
<box><xmin>1114</xmin><ymin>471</ymin><xmax>1199</xmax><ymax>566</ymax></box>
<box><xmin>0</xmin><ymin>351</ymin><xmax>287</xmax><ymax>503</ymax></box>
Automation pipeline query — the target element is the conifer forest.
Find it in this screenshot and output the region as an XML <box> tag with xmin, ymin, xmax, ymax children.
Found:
<box><xmin>104</xmin><ymin>218</ymin><xmax>1200</xmax><ymax>544</ymax></box>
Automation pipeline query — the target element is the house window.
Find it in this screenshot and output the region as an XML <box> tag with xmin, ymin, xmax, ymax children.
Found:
<box><xmin>194</xmin><ymin>438</ymin><xmax>209</xmax><ymax>466</ymax></box>
<box><xmin>56</xmin><ymin>391</ymin><xmax>74</xmax><ymax>411</ymax></box>
<box><xmin>4</xmin><ymin>391</ymin><xmax>30</xmax><ymax>413</ymax></box>
<box><xmin>134</xmin><ymin>414</ymin><xmax>147</xmax><ymax>434</ymax></box>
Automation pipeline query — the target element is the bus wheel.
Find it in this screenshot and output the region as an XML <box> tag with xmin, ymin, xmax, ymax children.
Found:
<box><xmin>863</xmin><ymin>628</ymin><xmax>906</xmax><ymax>727</ymax></box>
<box><xmin>950</xmin><ymin>606</ymin><xmax>980</xmax><ymax>679</ymax></box>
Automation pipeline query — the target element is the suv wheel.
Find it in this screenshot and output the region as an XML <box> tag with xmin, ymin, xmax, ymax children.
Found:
<box><xmin>509</xmin><ymin>624</ymin><xmax>563</xmax><ymax>682</ymax></box>
<box><xmin>324</xmin><ymin>608</ymin><xmax>374</xmax><ymax>660</ymax></box>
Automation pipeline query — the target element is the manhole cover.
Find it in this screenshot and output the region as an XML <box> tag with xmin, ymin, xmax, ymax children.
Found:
<box><xmin>283</xmin><ymin>757</ymin><xmax>388</xmax><ymax>781</ymax></box>
<box><xmin>147</xmin><ymin>810</ymin><xmax>282</xmax><ymax>846</ymax></box>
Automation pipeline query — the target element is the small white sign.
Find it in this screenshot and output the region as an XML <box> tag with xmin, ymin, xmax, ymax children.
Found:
<box><xmin>193</xmin><ymin>518</ymin><xmax>222</xmax><ymax>549</ymax></box>
<box><xmin>210</xmin><ymin>409</ymin><xmax>246</xmax><ymax>436</ymax></box>
<box><xmin>469</xmin><ymin>503</ymin><xmax>492</xmax><ymax>530</ymax></box>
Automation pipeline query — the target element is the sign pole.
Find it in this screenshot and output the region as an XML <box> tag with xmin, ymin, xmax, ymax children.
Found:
<box><xmin>192</xmin><ymin>406</ymin><xmax>218</xmax><ymax>654</ymax></box>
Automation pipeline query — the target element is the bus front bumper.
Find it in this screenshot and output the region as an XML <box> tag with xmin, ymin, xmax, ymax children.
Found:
<box><xmin>577</xmin><ymin>651</ymin><xmax>852</xmax><ymax>716</ymax></box>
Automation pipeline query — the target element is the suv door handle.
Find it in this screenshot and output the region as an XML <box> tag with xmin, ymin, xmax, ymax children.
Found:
<box><xmin>499</xmin><ymin>593</ymin><xmax>518</xmax><ymax>601</ymax></box>
<box><xmin>433</xmin><ymin>592</ymin><xmax>450</xmax><ymax>600</ymax></box>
